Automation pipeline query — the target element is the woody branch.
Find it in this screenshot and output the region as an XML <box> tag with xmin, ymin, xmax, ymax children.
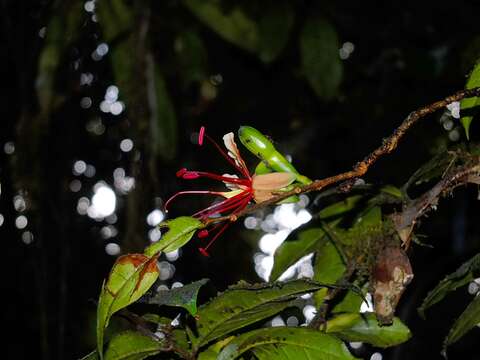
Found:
<box><xmin>205</xmin><ymin>87</ymin><xmax>480</xmax><ymax>226</ymax></box>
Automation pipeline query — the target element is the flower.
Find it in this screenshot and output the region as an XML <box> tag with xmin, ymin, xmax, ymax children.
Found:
<box><xmin>446</xmin><ymin>101</ymin><xmax>460</xmax><ymax>119</ymax></box>
<box><xmin>165</xmin><ymin>127</ymin><xmax>296</xmax><ymax>256</ymax></box>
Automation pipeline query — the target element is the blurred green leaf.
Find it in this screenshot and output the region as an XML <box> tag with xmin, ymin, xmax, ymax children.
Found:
<box><xmin>143</xmin><ymin>278</ymin><xmax>209</xmax><ymax>315</ymax></box>
<box><xmin>460</xmin><ymin>61</ymin><xmax>480</xmax><ymax>139</ymax></box>
<box><xmin>326</xmin><ymin>312</ymin><xmax>411</xmax><ymax>348</ymax></box>
<box><xmin>300</xmin><ymin>17</ymin><xmax>343</xmax><ymax>101</ymax></box>
<box><xmin>194</xmin><ymin>279</ymin><xmax>327</xmax><ymax>348</ymax></box>
<box><xmin>183</xmin><ymin>0</ymin><xmax>259</xmax><ymax>53</ymax></box>
<box><xmin>379</xmin><ymin>185</ymin><xmax>404</xmax><ymax>199</ymax></box>
<box><xmin>104</xmin><ymin>330</ymin><xmax>164</xmax><ymax>360</ymax></box>
<box><xmin>36</xmin><ymin>2</ymin><xmax>83</xmax><ymax>113</ymax></box>
<box><xmin>270</xmin><ymin>227</ymin><xmax>329</xmax><ymax>281</ymax></box>
<box><xmin>183</xmin><ymin>0</ymin><xmax>295</xmax><ymax>63</ymax></box>
<box><xmin>443</xmin><ymin>294</ymin><xmax>480</xmax><ymax>355</ymax></box>
<box><xmin>419</xmin><ymin>253</ymin><xmax>480</xmax><ymax>318</ymax></box>
<box><xmin>145</xmin><ymin>54</ymin><xmax>178</xmax><ymax>161</ymax></box>
<box><xmin>258</xmin><ymin>3</ymin><xmax>295</xmax><ymax>63</ymax></box>
<box><xmin>97</xmin><ymin>255</ymin><xmax>159</xmax><ymax>358</ymax></box>
<box><xmin>98</xmin><ymin>0</ymin><xmax>178</xmax><ymax>162</ymax></box>
<box><xmin>175</xmin><ymin>30</ymin><xmax>208</xmax><ymax>87</ymax></box>
<box><xmin>96</xmin><ymin>0</ymin><xmax>135</xmax><ymax>92</ymax></box>
<box><xmin>96</xmin><ymin>0</ymin><xmax>133</xmax><ymax>41</ymax></box>
<box><xmin>144</xmin><ymin>217</ymin><xmax>203</xmax><ymax>256</ymax></box>
<box><xmin>217</xmin><ymin>327</ymin><xmax>356</xmax><ymax>360</ymax></box>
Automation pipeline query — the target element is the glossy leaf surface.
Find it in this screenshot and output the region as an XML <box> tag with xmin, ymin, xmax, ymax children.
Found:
<box><xmin>419</xmin><ymin>253</ymin><xmax>480</xmax><ymax>317</ymax></box>
<box><xmin>144</xmin><ymin>216</ymin><xmax>203</xmax><ymax>256</ymax></box>
<box><xmin>217</xmin><ymin>327</ymin><xmax>356</xmax><ymax>360</ymax></box>
<box><xmin>194</xmin><ymin>280</ymin><xmax>327</xmax><ymax>347</ymax></box>
<box><xmin>143</xmin><ymin>278</ymin><xmax>209</xmax><ymax>315</ymax></box>
<box><xmin>326</xmin><ymin>312</ymin><xmax>411</xmax><ymax>348</ymax></box>
<box><xmin>97</xmin><ymin>254</ymin><xmax>159</xmax><ymax>358</ymax></box>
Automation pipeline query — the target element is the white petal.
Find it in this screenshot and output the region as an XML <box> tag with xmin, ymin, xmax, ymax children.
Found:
<box><xmin>223</xmin><ymin>132</ymin><xmax>248</xmax><ymax>172</ymax></box>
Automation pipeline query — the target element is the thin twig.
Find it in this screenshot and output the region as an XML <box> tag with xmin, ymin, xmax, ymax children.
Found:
<box><xmin>205</xmin><ymin>87</ymin><xmax>480</xmax><ymax>226</ymax></box>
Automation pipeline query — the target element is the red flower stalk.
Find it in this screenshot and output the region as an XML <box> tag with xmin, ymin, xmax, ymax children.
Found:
<box><xmin>165</xmin><ymin>127</ymin><xmax>295</xmax><ymax>256</ymax></box>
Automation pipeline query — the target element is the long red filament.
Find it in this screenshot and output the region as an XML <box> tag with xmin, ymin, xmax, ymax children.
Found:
<box><xmin>199</xmin><ymin>193</ymin><xmax>253</xmax><ymax>255</ymax></box>
<box><xmin>203</xmin><ymin>133</ymin><xmax>251</xmax><ymax>179</ymax></box>
<box><xmin>164</xmin><ymin>190</ymin><xmax>225</xmax><ymax>211</ymax></box>
<box><xmin>194</xmin><ymin>190</ymin><xmax>251</xmax><ymax>218</ymax></box>
<box><xmin>192</xmin><ymin>171</ymin><xmax>250</xmax><ymax>185</ymax></box>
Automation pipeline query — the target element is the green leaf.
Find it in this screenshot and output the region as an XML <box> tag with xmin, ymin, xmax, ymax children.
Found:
<box><xmin>271</xmin><ymin>196</ymin><xmax>364</xmax><ymax>282</ymax></box>
<box><xmin>97</xmin><ymin>254</ymin><xmax>160</xmax><ymax>359</ymax></box>
<box><xmin>143</xmin><ymin>278</ymin><xmax>209</xmax><ymax>315</ymax></box>
<box><xmin>418</xmin><ymin>253</ymin><xmax>480</xmax><ymax>317</ymax></box>
<box><xmin>36</xmin><ymin>2</ymin><xmax>83</xmax><ymax>114</ymax></box>
<box><xmin>270</xmin><ymin>227</ymin><xmax>329</xmax><ymax>281</ymax></box>
<box><xmin>145</xmin><ymin>55</ymin><xmax>178</xmax><ymax>162</ymax></box>
<box><xmin>460</xmin><ymin>61</ymin><xmax>480</xmax><ymax>139</ymax></box>
<box><xmin>198</xmin><ymin>337</ymin><xmax>236</xmax><ymax>360</ymax></box>
<box><xmin>98</xmin><ymin>0</ymin><xmax>178</xmax><ymax>162</ymax></box>
<box><xmin>183</xmin><ymin>0</ymin><xmax>259</xmax><ymax>53</ymax></box>
<box><xmin>332</xmin><ymin>289</ymin><xmax>365</xmax><ymax>314</ymax></box>
<box><xmin>258</xmin><ymin>3</ymin><xmax>294</xmax><ymax>63</ymax></box>
<box><xmin>313</xmin><ymin>240</ymin><xmax>346</xmax><ymax>307</ymax></box>
<box><xmin>300</xmin><ymin>17</ymin><xmax>343</xmax><ymax>101</ymax></box>
<box><xmin>443</xmin><ymin>294</ymin><xmax>480</xmax><ymax>354</ymax></box>
<box><xmin>217</xmin><ymin>327</ymin><xmax>356</xmax><ymax>360</ymax></box>
<box><xmin>104</xmin><ymin>330</ymin><xmax>164</xmax><ymax>360</ymax></box>
<box><xmin>175</xmin><ymin>30</ymin><xmax>208</xmax><ymax>87</ymax></box>
<box><xmin>403</xmin><ymin>150</ymin><xmax>458</xmax><ymax>191</ymax></box>
<box><xmin>96</xmin><ymin>0</ymin><xmax>133</xmax><ymax>41</ymax></box>
<box><xmin>144</xmin><ymin>217</ymin><xmax>203</xmax><ymax>256</ymax></box>
<box><xmin>326</xmin><ymin>312</ymin><xmax>411</xmax><ymax>348</ymax></box>
<box><xmin>194</xmin><ymin>279</ymin><xmax>328</xmax><ymax>348</ymax></box>
<box><xmin>317</xmin><ymin>195</ymin><xmax>365</xmax><ymax>221</ymax></box>
<box><xmin>379</xmin><ymin>185</ymin><xmax>404</xmax><ymax>199</ymax></box>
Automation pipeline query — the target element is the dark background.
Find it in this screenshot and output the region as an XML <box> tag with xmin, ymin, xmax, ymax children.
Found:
<box><xmin>2</xmin><ymin>0</ymin><xmax>480</xmax><ymax>359</ymax></box>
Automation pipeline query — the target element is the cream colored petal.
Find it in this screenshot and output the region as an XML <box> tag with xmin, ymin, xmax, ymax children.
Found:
<box><xmin>253</xmin><ymin>189</ymin><xmax>274</xmax><ymax>203</ymax></box>
<box><xmin>219</xmin><ymin>189</ymin><xmax>245</xmax><ymax>199</ymax></box>
<box><xmin>223</xmin><ymin>132</ymin><xmax>248</xmax><ymax>172</ymax></box>
<box><xmin>252</xmin><ymin>172</ymin><xmax>296</xmax><ymax>191</ymax></box>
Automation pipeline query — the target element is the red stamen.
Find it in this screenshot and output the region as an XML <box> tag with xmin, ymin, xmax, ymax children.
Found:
<box><xmin>193</xmin><ymin>171</ymin><xmax>250</xmax><ymax>185</ymax></box>
<box><xmin>198</xmin><ymin>126</ymin><xmax>205</xmax><ymax>146</ymax></box>
<box><xmin>194</xmin><ymin>190</ymin><xmax>251</xmax><ymax>218</ymax></box>
<box><xmin>182</xmin><ymin>171</ymin><xmax>201</xmax><ymax>180</ymax></box>
<box><xmin>196</xmin><ymin>194</ymin><xmax>252</xmax><ymax>255</ymax></box>
<box><xmin>203</xmin><ymin>133</ymin><xmax>251</xmax><ymax>179</ymax></box>
<box><xmin>198</xmin><ymin>194</ymin><xmax>253</xmax><ymax>257</ymax></box>
<box><xmin>197</xmin><ymin>229</ymin><xmax>209</xmax><ymax>238</ymax></box>
<box><xmin>203</xmin><ymin>193</ymin><xmax>251</xmax><ymax>217</ymax></box>
<box><xmin>176</xmin><ymin>168</ymin><xmax>187</xmax><ymax>177</ymax></box>
<box><xmin>202</xmin><ymin>222</ymin><xmax>230</xmax><ymax>252</ymax></box>
<box><xmin>164</xmin><ymin>190</ymin><xmax>226</xmax><ymax>211</ymax></box>
<box><xmin>198</xmin><ymin>247</ymin><xmax>210</xmax><ymax>257</ymax></box>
